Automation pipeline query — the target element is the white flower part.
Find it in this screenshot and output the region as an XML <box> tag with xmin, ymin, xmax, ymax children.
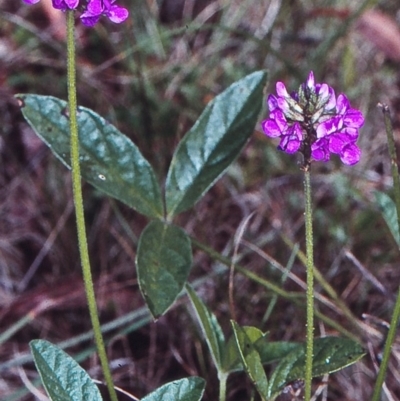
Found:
<box><xmin>306</xmin><ymin>71</ymin><xmax>315</xmax><ymax>90</ymax></box>
<box><xmin>324</xmin><ymin>87</ymin><xmax>336</xmax><ymax>110</ymax></box>
<box><xmin>318</xmin><ymin>83</ymin><xmax>329</xmax><ymax>102</ymax></box>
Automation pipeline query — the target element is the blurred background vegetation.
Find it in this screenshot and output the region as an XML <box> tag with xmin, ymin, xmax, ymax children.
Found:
<box><xmin>1</xmin><ymin>0</ymin><xmax>400</xmax><ymax>400</ymax></box>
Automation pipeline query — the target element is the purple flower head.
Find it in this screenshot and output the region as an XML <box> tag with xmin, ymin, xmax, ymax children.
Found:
<box><xmin>22</xmin><ymin>0</ymin><xmax>129</xmax><ymax>26</ymax></box>
<box><xmin>262</xmin><ymin>71</ymin><xmax>364</xmax><ymax>169</ymax></box>
<box><xmin>81</xmin><ymin>0</ymin><xmax>129</xmax><ymax>26</ymax></box>
<box><xmin>23</xmin><ymin>0</ymin><xmax>78</xmax><ymax>8</ymax></box>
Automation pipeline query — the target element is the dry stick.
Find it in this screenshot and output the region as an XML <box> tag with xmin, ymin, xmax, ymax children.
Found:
<box><xmin>345</xmin><ymin>250</ymin><xmax>395</xmax><ymax>301</ymax></box>
<box><xmin>229</xmin><ymin>212</ymin><xmax>255</xmax><ymax>321</ymax></box>
<box><xmin>243</xmin><ymin>239</ymin><xmax>377</xmax><ymax>339</ymax></box>
<box><xmin>190</xmin><ymin>237</ymin><xmax>358</xmax><ymax>341</ymax></box>
<box><xmin>241</xmin><ymin>239</ymin><xmax>342</xmax><ymax>317</ymax></box>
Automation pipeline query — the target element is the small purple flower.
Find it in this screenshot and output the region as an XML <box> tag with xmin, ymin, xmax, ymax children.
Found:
<box><xmin>278</xmin><ymin>123</ymin><xmax>303</xmax><ymax>154</ymax></box>
<box><xmin>23</xmin><ymin>0</ymin><xmax>79</xmax><ymax>8</ymax></box>
<box><xmin>81</xmin><ymin>0</ymin><xmax>129</xmax><ymax>27</ymax></box>
<box><xmin>262</xmin><ymin>107</ymin><xmax>303</xmax><ymax>154</ymax></box>
<box><xmin>262</xmin><ymin>71</ymin><xmax>364</xmax><ymax>168</ymax></box>
<box><xmin>22</xmin><ymin>0</ymin><xmax>129</xmax><ymax>26</ymax></box>
<box><xmin>315</xmin><ymin>94</ymin><xmax>364</xmax><ymax>165</ymax></box>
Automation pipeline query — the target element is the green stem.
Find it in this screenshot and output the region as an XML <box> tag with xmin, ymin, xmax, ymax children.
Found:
<box><xmin>218</xmin><ymin>372</ymin><xmax>228</xmax><ymax>401</ymax></box>
<box><xmin>371</xmin><ymin>105</ymin><xmax>400</xmax><ymax>401</ymax></box>
<box><xmin>66</xmin><ymin>12</ymin><xmax>118</xmax><ymax>401</ymax></box>
<box><xmin>304</xmin><ymin>170</ymin><xmax>314</xmax><ymax>401</ymax></box>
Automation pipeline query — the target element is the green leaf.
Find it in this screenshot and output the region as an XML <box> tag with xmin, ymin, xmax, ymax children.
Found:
<box><xmin>17</xmin><ymin>94</ymin><xmax>163</xmax><ymax>219</ymax></box>
<box><xmin>256</xmin><ymin>341</ymin><xmax>301</xmax><ymax>367</ymax></box>
<box><xmin>136</xmin><ymin>220</ymin><xmax>192</xmax><ymax>318</ymax></box>
<box><xmin>231</xmin><ymin>322</ymin><xmax>269</xmax><ymax>401</ymax></box>
<box><xmin>223</xmin><ymin>326</ymin><xmax>265</xmax><ymax>372</ymax></box>
<box><xmin>165</xmin><ymin>70</ymin><xmax>267</xmax><ymax>218</ymax></box>
<box><xmin>267</xmin><ymin>337</ymin><xmax>365</xmax><ymax>398</ymax></box>
<box><xmin>141</xmin><ymin>377</ymin><xmax>205</xmax><ymax>401</ymax></box>
<box><xmin>30</xmin><ymin>340</ymin><xmax>103</xmax><ymax>401</ymax></box>
<box><xmin>223</xmin><ymin>333</ymin><xmax>299</xmax><ymax>373</ymax></box>
<box><xmin>186</xmin><ymin>284</ymin><xmax>226</xmax><ymax>370</ymax></box>
<box><xmin>374</xmin><ymin>191</ymin><xmax>400</xmax><ymax>246</ymax></box>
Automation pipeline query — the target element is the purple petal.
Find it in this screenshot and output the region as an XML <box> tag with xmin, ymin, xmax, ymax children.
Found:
<box><xmin>270</xmin><ymin>109</ymin><xmax>288</xmax><ymax>132</ymax></box>
<box><xmin>340</xmin><ymin>143</ymin><xmax>361</xmax><ymax>165</ymax></box>
<box><xmin>328</xmin><ymin>133</ymin><xmax>353</xmax><ymax>154</ymax></box>
<box><xmin>64</xmin><ymin>0</ymin><xmax>79</xmax><ymax>8</ymax></box>
<box><xmin>267</xmin><ymin>94</ymin><xmax>278</xmax><ymax>112</ymax></box>
<box><xmin>85</xmin><ymin>0</ymin><xmax>104</xmax><ymax>14</ymax></box>
<box><xmin>80</xmin><ymin>14</ymin><xmax>101</xmax><ymax>26</ymax></box>
<box><xmin>23</xmin><ymin>0</ymin><xmax>41</xmax><ymax>4</ymax></box>
<box><xmin>278</xmin><ymin>123</ymin><xmax>302</xmax><ymax>154</ymax></box>
<box><xmin>276</xmin><ymin>82</ymin><xmax>289</xmax><ymax>98</ymax></box>
<box><xmin>106</xmin><ymin>4</ymin><xmax>128</xmax><ymax>23</ymax></box>
<box><xmin>276</xmin><ymin>97</ymin><xmax>290</xmax><ymax>113</ymax></box>
<box><xmin>324</xmin><ymin>87</ymin><xmax>336</xmax><ymax>110</ymax></box>
<box><xmin>52</xmin><ymin>0</ymin><xmax>67</xmax><ymax>9</ymax></box>
<box><xmin>341</xmin><ymin>127</ymin><xmax>359</xmax><ymax>140</ymax></box>
<box><xmin>317</xmin><ymin>83</ymin><xmax>329</xmax><ymax>101</ymax></box>
<box><xmin>80</xmin><ymin>0</ymin><xmax>103</xmax><ymax>25</ymax></box>
<box><xmin>316</xmin><ymin>116</ymin><xmax>342</xmax><ymax>138</ymax></box>
<box><xmin>278</xmin><ymin>136</ymin><xmax>300</xmax><ymax>154</ymax></box>
<box><xmin>343</xmin><ymin>109</ymin><xmax>364</xmax><ymax>128</ymax></box>
<box><xmin>336</xmin><ymin>94</ymin><xmax>350</xmax><ymax>115</ymax></box>
<box><xmin>311</xmin><ymin>138</ymin><xmax>330</xmax><ymax>162</ymax></box>
<box><xmin>262</xmin><ymin>119</ymin><xmax>282</xmax><ymax>138</ymax></box>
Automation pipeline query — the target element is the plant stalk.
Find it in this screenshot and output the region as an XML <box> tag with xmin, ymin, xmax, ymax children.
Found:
<box><xmin>371</xmin><ymin>105</ymin><xmax>400</xmax><ymax>401</ymax></box>
<box><xmin>66</xmin><ymin>11</ymin><xmax>118</xmax><ymax>401</ymax></box>
<box><xmin>218</xmin><ymin>372</ymin><xmax>228</xmax><ymax>401</ymax></box>
<box><xmin>304</xmin><ymin>170</ymin><xmax>314</xmax><ymax>401</ymax></box>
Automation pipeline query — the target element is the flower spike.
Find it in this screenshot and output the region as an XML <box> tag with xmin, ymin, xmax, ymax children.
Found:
<box><xmin>262</xmin><ymin>71</ymin><xmax>364</xmax><ymax>168</ymax></box>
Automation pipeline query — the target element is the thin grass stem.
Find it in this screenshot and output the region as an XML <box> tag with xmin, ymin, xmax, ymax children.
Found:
<box><xmin>190</xmin><ymin>237</ymin><xmax>358</xmax><ymax>341</ymax></box>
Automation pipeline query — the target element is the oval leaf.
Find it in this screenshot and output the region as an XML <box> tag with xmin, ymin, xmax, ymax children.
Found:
<box><xmin>186</xmin><ymin>284</ymin><xmax>225</xmax><ymax>371</ymax></box>
<box><xmin>165</xmin><ymin>70</ymin><xmax>267</xmax><ymax>218</ymax></box>
<box><xmin>17</xmin><ymin>94</ymin><xmax>163</xmax><ymax>219</ymax></box>
<box><xmin>141</xmin><ymin>377</ymin><xmax>205</xmax><ymax>401</ymax></box>
<box><xmin>30</xmin><ymin>340</ymin><xmax>103</xmax><ymax>401</ymax></box>
<box><xmin>267</xmin><ymin>337</ymin><xmax>365</xmax><ymax>398</ymax></box>
<box><xmin>136</xmin><ymin>220</ymin><xmax>192</xmax><ymax>318</ymax></box>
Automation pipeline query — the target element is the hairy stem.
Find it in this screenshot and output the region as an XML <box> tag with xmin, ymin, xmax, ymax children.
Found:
<box><xmin>66</xmin><ymin>12</ymin><xmax>118</xmax><ymax>401</ymax></box>
<box><xmin>304</xmin><ymin>170</ymin><xmax>314</xmax><ymax>401</ymax></box>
